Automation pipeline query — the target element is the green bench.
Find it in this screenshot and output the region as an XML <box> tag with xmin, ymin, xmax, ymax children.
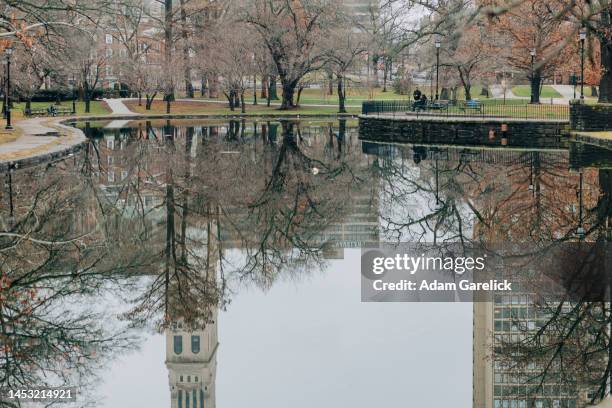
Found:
<box><xmin>428</xmin><ymin>101</ymin><xmax>449</xmax><ymax>110</ymax></box>
<box><xmin>24</xmin><ymin>106</ymin><xmax>74</xmax><ymax>117</ymax></box>
<box><xmin>462</xmin><ymin>100</ymin><xmax>482</xmax><ymax>112</ymax></box>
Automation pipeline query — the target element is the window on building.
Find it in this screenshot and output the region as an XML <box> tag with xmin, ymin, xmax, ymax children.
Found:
<box><xmin>105</xmin><ymin>34</ymin><xmax>113</xmax><ymax>44</ymax></box>
<box><xmin>173</xmin><ymin>335</ymin><xmax>183</xmax><ymax>354</ymax></box>
<box><xmin>108</xmin><ymin>172</ymin><xmax>115</xmax><ymax>183</ymax></box>
<box><xmin>200</xmin><ymin>390</ymin><xmax>204</xmax><ymax>408</ymax></box>
<box><xmin>178</xmin><ymin>390</ymin><xmax>183</xmax><ymax>408</ymax></box>
<box><xmin>191</xmin><ymin>335</ymin><xmax>200</xmax><ymax>354</ymax></box>
<box><xmin>106</xmin><ymin>48</ymin><xmax>113</xmax><ymax>58</ymax></box>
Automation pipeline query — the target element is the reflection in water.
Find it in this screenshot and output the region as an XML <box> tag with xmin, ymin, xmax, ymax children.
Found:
<box><xmin>1</xmin><ymin>118</ymin><xmax>611</xmax><ymax>407</ymax></box>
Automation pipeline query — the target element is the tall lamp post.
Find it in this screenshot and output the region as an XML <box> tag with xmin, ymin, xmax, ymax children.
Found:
<box><xmin>579</xmin><ymin>26</ymin><xmax>587</xmax><ymax>100</ymax></box>
<box><xmin>435</xmin><ymin>34</ymin><xmax>441</xmax><ymax>101</ymax></box>
<box><xmin>530</xmin><ymin>48</ymin><xmax>536</xmax><ymax>104</ymax></box>
<box><xmin>577</xmin><ymin>170</ymin><xmax>585</xmax><ymax>238</ymax></box>
<box><xmin>71</xmin><ymin>73</ymin><xmax>76</xmax><ymax>114</ymax></box>
<box><xmin>4</xmin><ymin>47</ymin><xmax>12</xmax><ymax>130</ymax></box>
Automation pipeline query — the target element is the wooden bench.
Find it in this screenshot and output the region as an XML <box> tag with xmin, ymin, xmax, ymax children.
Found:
<box><xmin>24</xmin><ymin>107</ymin><xmax>74</xmax><ymax>117</ymax></box>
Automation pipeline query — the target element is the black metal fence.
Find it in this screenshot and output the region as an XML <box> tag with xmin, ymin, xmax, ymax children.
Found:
<box><xmin>361</xmin><ymin>100</ymin><xmax>570</xmax><ymax>120</ymax></box>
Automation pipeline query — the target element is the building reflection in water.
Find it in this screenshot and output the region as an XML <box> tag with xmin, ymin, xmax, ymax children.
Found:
<box><xmin>166</xmin><ymin>307</ymin><xmax>218</xmax><ymax>408</ymax></box>
<box><xmin>364</xmin><ymin>140</ymin><xmax>611</xmax><ymax>408</ymax></box>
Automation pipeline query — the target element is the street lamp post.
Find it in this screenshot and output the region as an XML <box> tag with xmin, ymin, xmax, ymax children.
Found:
<box><xmin>577</xmin><ymin>170</ymin><xmax>585</xmax><ymax>238</ymax></box>
<box><xmin>579</xmin><ymin>26</ymin><xmax>587</xmax><ymax>100</ymax></box>
<box><xmin>71</xmin><ymin>73</ymin><xmax>76</xmax><ymax>114</ymax></box>
<box><xmin>435</xmin><ymin>34</ymin><xmax>441</xmax><ymax>101</ymax></box>
<box><xmin>4</xmin><ymin>47</ymin><xmax>12</xmax><ymax>130</ymax></box>
<box><xmin>530</xmin><ymin>48</ymin><xmax>536</xmax><ymax>104</ymax></box>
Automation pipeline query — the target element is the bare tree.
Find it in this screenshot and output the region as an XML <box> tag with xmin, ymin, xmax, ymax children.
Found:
<box><xmin>242</xmin><ymin>0</ymin><xmax>337</xmax><ymax>109</ymax></box>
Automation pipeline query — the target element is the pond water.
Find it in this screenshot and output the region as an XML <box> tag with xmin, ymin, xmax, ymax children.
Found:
<box><xmin>1</xmin><ymin>118</ymin><xmax>611</xmax><ymax>408</ymax></box>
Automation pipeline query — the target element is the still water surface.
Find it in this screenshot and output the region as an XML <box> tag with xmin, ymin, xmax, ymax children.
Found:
<box><xmin>1</xmin><ymin>118</ymin><xmax>610</xmax><ymax>408</ymax></box>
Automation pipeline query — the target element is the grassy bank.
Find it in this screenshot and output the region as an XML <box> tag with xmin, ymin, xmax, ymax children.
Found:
<box><xmin>9</xmin><ymin>101</ymin><xmax>112</xmax><ymax>122</ymax></box>
<box><xmin>124</xmin><ymin>100</ymin><xmax>360</xmax><ymax>116</ymax></box>
<box><xmin>511</xmin><ymin>85</ymin><xmax>562</xmax><ymax>98</ymax></box>
<box><xmin>194</xmin><ymin>86</ymin><xmax>489</xmax><ymax>106</ymax></box>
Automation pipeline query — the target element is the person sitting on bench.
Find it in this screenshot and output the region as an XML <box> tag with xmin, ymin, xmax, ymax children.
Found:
<box><xmin>412</xmin><ymin>89</ymin><xmax>427</xmax><ymax>111</ymax></box>
<box><xmin>47</xmin><ymin>105</ymin><xmax>57</xmax><ymax>116</ymax></box>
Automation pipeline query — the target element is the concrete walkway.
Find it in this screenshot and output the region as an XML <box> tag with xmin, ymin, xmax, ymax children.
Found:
<box><xmin>490</xmin><ymin>84</ymin><xmax>518</xmax><ymax>99</ymax></box>
<box><xmin>552</xmin><ymin>84</ymin><xmax>583</xmax><ymax>101</ymax></box>
<box><xmin>0</xmin><ymin>117</ymin><xmax>86</xmax><ymax>169</ymax></box>
<box><xmin>103</xmin><ymin>98</ymin><xmax>138</xmax><ymax>115</ymax></box>
<box><xmin>102</xmin><ymin>99</ymin><xmax>138</xmax><ymax>129</ymax></box>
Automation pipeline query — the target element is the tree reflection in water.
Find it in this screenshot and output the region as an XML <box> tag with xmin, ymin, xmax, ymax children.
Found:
<box><xmin>1</xmin><ymin>119</ymin><xmax>611</xmax><ymax>407</ymax></box>
<box><xmin>368</xmin><ymin>140</ymin><xmax>612</xmax><ymax>406</ymax></box>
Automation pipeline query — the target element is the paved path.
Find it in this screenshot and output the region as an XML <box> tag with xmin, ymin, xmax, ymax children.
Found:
<box><xmin>490</xmin><ymin>84</ymin><xmax>518</xmax><ymax>99</ymax></box>
<box><xmin>0</xmin><ymin>117</ymin><xmax>86</xmax><ymax>169</ymax></box>
<box><xmin>103</xmin><ymin>98</ymin><xmax>138</xmax><ymax>115</ymax></box>
<box><xmin>552</xmin><ymin>84</ymin><xmax>579</xmax><ymax>100</ymax></box>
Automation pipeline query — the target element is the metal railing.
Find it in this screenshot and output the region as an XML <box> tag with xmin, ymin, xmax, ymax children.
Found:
<box><xmin>361</xmin><ymin>100</ymin><xmax>570</xmax><ymax>120</ymax></box>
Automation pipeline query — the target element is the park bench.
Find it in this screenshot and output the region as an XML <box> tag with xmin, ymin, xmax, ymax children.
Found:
<box><xmin>412</xmin><ymin>99</ymin><xmax>428</xmax><ymax>111</ymax></box>
<box><xmin>23</xmin><ymin>106</ymin><xmax>74</xmax><ymax>117</ymax></box>
<box><xmin>462</xmin><ymin>99</ymin><xmax>482</xmax><ymax>113</ymax></box>
<box><xmin>428</xmin><ymin>101</ymin><xmax>449</xmax><ymax>110</ymax></box>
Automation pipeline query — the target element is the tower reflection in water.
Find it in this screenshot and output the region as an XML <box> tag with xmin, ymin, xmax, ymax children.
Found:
<box><xmin>166</xmin><ymin>307</ymin><xmax>218</xmax><ymax>408</ymax></box>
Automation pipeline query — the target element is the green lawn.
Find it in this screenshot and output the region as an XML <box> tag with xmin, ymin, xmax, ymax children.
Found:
<box><xmin>125</xmin><ymin>100</ymin><xmax>360</xmax><ymax>116</ymax></box>
<box><xmin>195</xmin><ymin>85</ymin><xmax>493</xmax><ymax>107</ymax></box>
<box><xmin>511</xmin><ymin>85</ymin><xmax>562</xmax><ymax>98</ymax></box>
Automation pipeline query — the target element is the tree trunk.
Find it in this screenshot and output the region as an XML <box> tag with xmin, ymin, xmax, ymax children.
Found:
<box><xmin>296</xmin><ymin>86</ymin><xmax>304</xmax><ymax>106</ymax></box>
<box><xmin>464</xmin><ymin>85</ymin><xmax>472</xmax><ymax>102</ymax></box>
<box><xmin>84</xmin><ymin>82</ymin><xmax>91</xmax><ymax>113</ymax></box>
<box><xmin>179</xmin><ymin>0</ymin><xmax>193</xmax><ymax>98</ymax></box>
<box><xmin>166</xmin><ymin>96</ymin><xmax>171</xmax><ymax>114</ymax></box>
<box><xmin>138</xmin><ymin>92</ymin><xmax>142</xmax><ymax>106</ymax></box>
<box><xmin>241</xmin><ymin>92</ymin><xmax>245</xmax><ymax>113</ymax></box>
<box><xmin>201</xmin><ymin>75</ymin><xmax>207</xmax><ymax>96</ymax></box>
<box><xmin>208</xmin><ymin>75</ymin><xmax>219</xmax><ymax>98</ymax></box>
<box><xmin>279</xmin><ymin>83</ymin><xmax>295</xmax><ymax>110</ymax></box>
<box><xmin>261</xmin><ymin>75</ymin><xmax>268</xmax><ymax>99</ymax></box>
<box><xmin>599</xmin><ymin>40</ymin><xmax>612</xmax><ymax>103</ymax></box>
<box><xmin>530</xmin><ymin>71</ymin><xmax>542</xmax><ymax>104</ymax></box>
<box><xmin>337</xmin><ymin>75</ymin><xmax>346</xmax><ymax>113</ymax></box>
<box><xmin>227</xmin><ymin>92</ymin><xmax>233</xmax><ymax>110</ymax></box>
<box><xmin>269</xmin><ymin>76</ymin><xmax>278</xmax><ymax>100</ymax></box>
<box><xmin>146</xmin><ymin>92</ymin><xmax>156</xmax><ymax>110</ymax></box>
<box><xmin>327</xmin><ymin>70</ymin><xmax>334</xmax><ymax>95</ymax></box>
<box><xmin>383</xmin><ymin>63</ymin><xmax>388</xmax><ymax>92</ymax></box>
<box><xmin>164</xmin><ymin>0</ymin><xmax>174</xmax><ymax>100</ymax></box>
